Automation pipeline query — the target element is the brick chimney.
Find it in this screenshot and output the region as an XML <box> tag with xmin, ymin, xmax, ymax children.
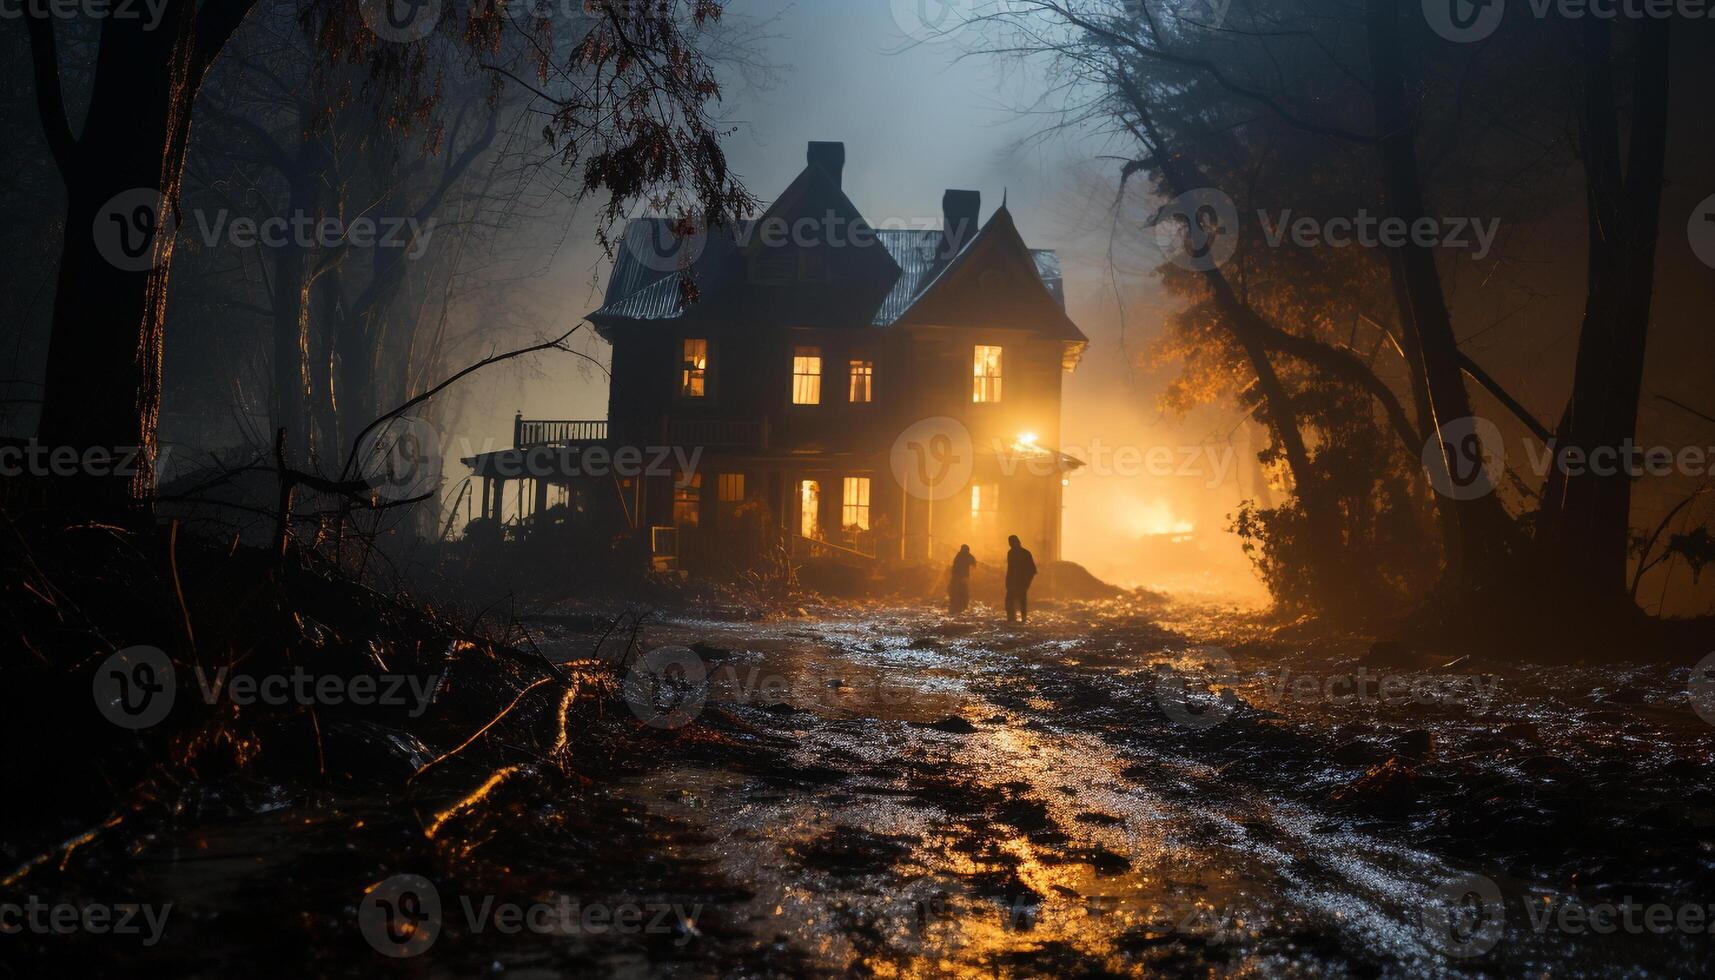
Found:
<box><xmin>942</xmin><ymin>189</ymin><xmax>981</xmax><ymax>257</ymax></box>
<box><xmin>807</xmin><ymin>141</ymin><xmax>845</xmax><ymax>188</ymax></box>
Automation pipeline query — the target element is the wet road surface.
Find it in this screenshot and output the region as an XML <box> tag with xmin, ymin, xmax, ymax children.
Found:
<box><xmin>593</xmin><ymin>602</ymin><xmax>1709</xmax><ymax>977</ymax></box>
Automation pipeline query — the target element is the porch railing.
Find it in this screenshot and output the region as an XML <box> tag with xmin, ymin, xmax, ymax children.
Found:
<box><xmin>514</xmin><ymin>416</ymin><xmax>608</xmax><ymax>448</ymax></box>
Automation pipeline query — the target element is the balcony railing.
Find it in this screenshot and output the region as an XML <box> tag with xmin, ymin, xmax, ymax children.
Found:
<box><xmin>664</xmin><ymin>418</ymin><xmax>769</xmax><ymax>449</ymax></box>
<box><xmin>514</xmin><ymin>416</ymin><xmax>608</xmax><ymax>448</ymax></box>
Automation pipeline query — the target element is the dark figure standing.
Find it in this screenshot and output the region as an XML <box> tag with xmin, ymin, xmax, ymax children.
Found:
<box><xmin>1005</xmin><ymin>535</ymin><xmax>1037</xmax><ymax>623</ymax></box>
<box><xmin>948</xmin><ymin>544</ymin><xmax>975</xmax><ymax>614</ymax></box>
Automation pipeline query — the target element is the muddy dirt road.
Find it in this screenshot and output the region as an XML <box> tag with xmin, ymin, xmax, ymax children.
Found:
<box><xmin>584</xmin><ymin>601</ymin><xmax>1714</xmax><ymax>977</ymax></box>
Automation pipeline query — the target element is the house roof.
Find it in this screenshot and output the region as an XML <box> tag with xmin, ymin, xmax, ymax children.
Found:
<box><xmin>588</xmin><ymin>159</ymin><xmax>1083</xmax><ymax>345</ymax></box>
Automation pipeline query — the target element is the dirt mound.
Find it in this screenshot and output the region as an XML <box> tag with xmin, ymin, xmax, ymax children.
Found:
<box><xmin>1035</xmin><ymin>560</ymin><xmax>1124</xmax><ymax>600</ymax></box>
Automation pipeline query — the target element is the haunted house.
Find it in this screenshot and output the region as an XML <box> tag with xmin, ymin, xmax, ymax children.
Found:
<box><xmin>464</xmin><ymin>141</ymin><xmax>1087</xmax><ymax>570</ymax></box>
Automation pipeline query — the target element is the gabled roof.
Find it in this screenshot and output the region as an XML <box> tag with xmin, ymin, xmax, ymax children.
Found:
<box><xmin>891</xmin><ymin>205</ymin><xmax>1088</xmax><ymax>343</ymax></box>
<box><xmin>588</xmin><ymin>158</ymin><xmax>1082</xmax><ymax>344</ymax></box>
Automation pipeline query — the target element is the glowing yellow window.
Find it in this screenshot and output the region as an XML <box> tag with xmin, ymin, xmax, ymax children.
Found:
<box><xmin>842</xmin><ymin>477</ymin><xmax>871</xmax><ymax>531</ymax></box>
<box><xmin>848</xmin><ymin>359</ymin><xmax>873</xmax><ymax>403</ymax></box>
<box><xmin>792</xmin><ymin>347</ymin><xmax>822</xmax><ymax>404</ymax></box>
<box><xmin>799</xmin><ymin>479</ymin><xmax>820</xmax><ymax>537</ymax></box>
<box><xmin>680</xmin><ymin>338</ymin><xmax>707</xmax><ymax>398</ymax></box>
<box><xmin>718</xmin><ymin>473</ymin><xmax>745</xmax><ymax>502</ymax></box>
<box><xmin>973</xmin><ymin>345</ymin><xmax>1003</xmax><ymax>403</ymax></box>
<box><xmin>673</xmin><ymin>472</ymin><xmax>702</xmax><ymax>527</ymax></box>
<box><xmin>971</xmin><ymin>482</ymin><xmax>999</xmax><ymax>535</ymax></box>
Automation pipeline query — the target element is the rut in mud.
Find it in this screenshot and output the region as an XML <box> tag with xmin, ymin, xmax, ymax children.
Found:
<box><xmin>579</xmin><ymin>601</ymin><xmax>1715</xmax><ymax>977</ymax></box>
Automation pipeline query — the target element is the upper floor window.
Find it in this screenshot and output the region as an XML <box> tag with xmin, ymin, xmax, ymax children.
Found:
<box><xmin>792</xmin><ymin>346</ymin><xmax>822</xmax><ymax>404</ymax></box>
<box><xmin>848</xmin><ymin>359</ymin><xmax>874</xmax><ymax>403</ymax></box>
<box><xmin>680</xmin><ymin>338</ymin><xmax>707</xmax><ymax>398</ymax></box>
<box><xmin>718</xmin><ymin>472</ymin><xmax>745</xmax><ymax>502</ymax></box>
<box><xmin>973</xmin><ymin>345</ymin><xmax>1003</xmax><ymax>403</ymax></box>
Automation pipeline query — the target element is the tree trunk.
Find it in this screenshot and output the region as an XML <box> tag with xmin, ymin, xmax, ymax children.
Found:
<box><xmin>29</xmin><ymin>1</ymin><xmax>254</xmax><ymax>518</ymax></box>
<box><xmin>1364</xmin><ymin>0</ymin><xmax>1513</xmax><ymax>589</ymax></box>
<box><xmin>1542</xmin><ymin>16</ymin><xmax>1672</xmax><ymax>604</ymax></box>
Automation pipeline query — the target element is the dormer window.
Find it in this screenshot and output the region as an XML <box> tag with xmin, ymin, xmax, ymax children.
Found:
<box><xmin>973</xmin><ymin>345</ymin><xmax>1003</xmax><ymax>403</ymax></box>
<box><xmin>680</xmin><ymin>338</ymin><xmax>707</xmax><ymax>398</ymax></box>
<box><xmin>792</xmin><ymin>346</ymin><xmax>822</xmax><ymax>404</ymax></box>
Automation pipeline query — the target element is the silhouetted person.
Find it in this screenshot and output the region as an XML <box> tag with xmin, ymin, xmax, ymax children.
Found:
<box><xmin>1005</xmin><ymin>535</ymin><xmax>1036</xmax><ymax>623</ymax></box>
<box><xmin>948</xmin><ymin>544</ymin><xmax>975</xmax><ymax>614</ymax></box>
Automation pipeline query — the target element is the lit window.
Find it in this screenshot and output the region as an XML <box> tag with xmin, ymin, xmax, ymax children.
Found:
<box><xmin>680</xmin><ymin>338</ymin><xmax>707</xmax><ymax>398</ymax></box>
<box><xmin>971</xmin><ymin>482</ymin><xmax>999</xmax><ymax>535</ymax></box>
<box><xmin>842</xmin><ymin>477</ymin><xmax>871</xmax><ymax>531</ymax></box>
<box><xmin>793</xmin><ymin>347</ymin><xmax>822</xmax><ymax>404</ymax></box>
<box><xmin>973</xmin><ymin>345</ymin><xmax>1003</xmax><ymax>403</ymax></box>
<box><xmin>799</xmin><ymin>479</ymin><xmax>820</xmax><ymax>537</ymax></box>
<box><xmin>718</xmin><ymin>473</ymin><xmax>745</xmax><ymax>502</ymax></box>
<box><xmin>674</xmin><ymin>472</ymin><xmax>702</xmax><ymax>527</ymax></box>
<box><xmin>848</xmin><ymin>359</ymin><xmax>873</xmax><ymax>403</ymax></box>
